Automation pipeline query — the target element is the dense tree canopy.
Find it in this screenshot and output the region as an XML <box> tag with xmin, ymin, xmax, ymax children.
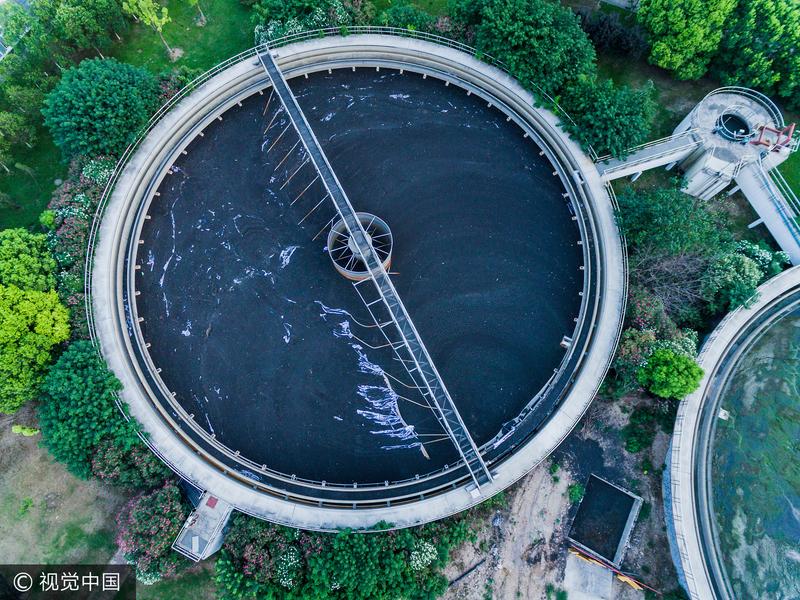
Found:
<box><xmin>42</xmin><ymin>58</ymin><xmax>160</xmax><ymax>159</ymax></box>
<box><xmin>39</xmin><ymin>340</ymin><xmax>168</xmax><ymax>486</ymax></box>
<box><xmin>0</xmin><ymin>285</ymin><xmax>70</xmax><ymax>413</ymax></box>
<box><xmin>637</xmin><ymin>348</ymin><xmax>704</xmax><ymax>399</ymax></box>
<box><xmin>560</xmin><ymin>77</ymin><xmax>656</xmax><ymax>158</ymax></box>
<box><xmin>617</xmin><ymin>187</ymin><xmax>732</xmax><ymax>257</ymax></box>
<box><xmin>0</xmin><ymin>228</ymin><xmax>57</xmax><ymax>292</ymax></box>
<box><xmin>715</xmin><ymin>0</ymin><xmax>800</xmax><ymax>110</ymax></box>
<box><xmin>2</xmin><ymin>0</ymin><xmax>126</xmax><ymax>65</ymax></box>
<box><xmin>473</xmin><ymin>0</ymin><xmax>596</xmax><ymax>96</ymax></box>
<box><xmin>637</xmin><ymin>0</ymin><xmax>736</xmax><ymax>79</ymax></box>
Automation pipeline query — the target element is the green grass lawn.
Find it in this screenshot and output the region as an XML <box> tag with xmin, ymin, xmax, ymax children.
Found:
<box><xmin>137</xmin><ymin>564</ymin><xmax>217</xmax><ymax>600</ymax></box>
<box><xmin>0</xmin><ymin>128</ymin><xmax>66</xmax><ymax>230</ymax></box>
<box><xmin>111</xmin><ymin>0</ymin><xmax>253</xmax><ymax>72</ymax></box>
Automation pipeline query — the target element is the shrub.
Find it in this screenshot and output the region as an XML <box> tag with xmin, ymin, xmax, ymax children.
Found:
<box><xmin>117</xmin><ymin>481</ymin><xmax>190</xmax><ymax>583</ymax></box>
<box><xmin>216</xmin><ymin>513</ymin><xmax>473</xmax><ymax>599</ymax></box>
<box><xmin>92</xmin><ymin>435</ymin><xmax>172</xmax><ymax>489</ymax></box>
<box><xmin>560</xmin><ymin>76</ymin><xmax>656</xmax><ymax>158</ymax></box>
<box><xmin>45</xmin><ymin>158</ymin><xmax>108</xmax><ymax>338</ymax></box>
<box><xmin>38</xmin><ymin>341</ymin><xmax>126</xmax><ymax>477</ymax></box>
<box><xmin>637</xmin><ymin>348</ymin><xmax>703</xmax><ymax>400</ymax></box>
<box><xmin>381</xmin><ymin>2</ymin><xmax>435</xmax><ymax>31</ymax></box>
<box><xmin>617</xmin><ymin>187</ymin><xmax>731</xmax><ymax>257</ymax></box>
<box><xmin>575</xmin><ymin>8</ymin><xmax>647</xmax><ymax>58</ymax></box>
<box><xmin>0</xmin><ymin>228</ymin><xmax>57</xmax><ymax>292</ymax></box>
<box><xmin>42</xmin><ymin>58</ymin><xmax>160</xmax><ymax>159</ymax></box>
<box><xmin>0</xmin><ymin>285</ymin><xmax>70</xmax><ymax>413</ymax></box>
<box><xmin>567</xmin><ymin>483</ymin><xmax>585</xmax><ymax>504</ymax></box>
<box><xmin>702</xmin><ymin>252</ymin><xmax>763</xmax><ymax>313</ymax></box>
<box><xmin>39</xmin><ymin>340</ymin><xmax>168</xmax><ymax>487</ymax></box>
<box><xmin>473</xmin><ymin>0</ymin><xmax>596</xmax><ymax>97</ymax></box>
<box><xmin>611</xmin><ymin>327</ymin><xmax>658</xmax><ymax>394</ymax></box>
<box><xmin>735</xmin><ymin>240</ymin><xmax>789</xmax><ymax>281</ymax></box>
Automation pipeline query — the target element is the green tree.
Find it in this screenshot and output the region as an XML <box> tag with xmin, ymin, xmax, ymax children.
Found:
<box><xmin>702</xmin><ymin>252</ymin><xmax>763</xmax><ymax>312</ymax></box>
<box><xmin>38</xmin><ymin>340</ymin><xmax>167</xmax><ymax>485</ymax></box>
<box><xmin>637</xmin><ymin>348</ymin><xmax>703</xmax><ymax>399</ymax></box>
<box><xmin>42</xmin><ymin>58</ymin><xmax>160</xmax><ymax>159</ymax></box>
<box><xmin>617</xmin><ymin>187</ymin><xmax>731</xmax><ymax>256</ymax></box>
<box><xmin>0</xmin><ymin>285</ymin><xmax>70</xmax><ymax>413</ymax></box>
<box><xmin>186</xmin><ymin>0</ymin><xmax>206</xmax><ymax>24</ymax></box>
<box><xmin>0</xmin><ymin>228</ymin><xmax>56</xmax><ymax>292</ymax></box>
<box><xmin>560</xmin><ymin>77</ymin><xmax>656</xmax><ymax>158</ymax></box>
<box><xmin>715</xmin><ymin>0</ymin><xmax>800</xmax><ymax>110</ymax></box>
<box><xmin>638</xmin><ymin>0</ymin><xmax>736</xmax><ymax>79</ymax></box>
<box><xmin>117</xmin><ymin>481</ymin><xmax>190</xmax><ymax>584</ymax></box>
<box><xmin>0</xmin><ymin>111</ymin><xmax>36</xmax><ymax>150</ymax></box>
<box><xmin>382</xmin><ymin>2</ymin><xmax>435</xmax><ymax>31</ymax></box>
<box><xmin>473</xmin><ymin>0</ymin><xmax>596</xmax><ymax>97</ymax></box>
<box><xmin>122</xmin><ymin>0</ymin><xmax>173</xmax><ymax>55</ymax></box>
<box><xmin>53</xmin><ymin>0</ymin><xmax>127</xmax><ymax>56</ymax></box>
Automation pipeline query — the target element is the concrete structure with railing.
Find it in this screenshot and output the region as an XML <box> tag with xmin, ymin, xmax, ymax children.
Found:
<box><xmin>666</xmin><ymin>266</ymin><xmax>800</xmax><ymax>599</ymax></box>
<box><xmin>597</xmin><ymin>87</ymin><xmax>800</xmax><ymax>263</ymax></box>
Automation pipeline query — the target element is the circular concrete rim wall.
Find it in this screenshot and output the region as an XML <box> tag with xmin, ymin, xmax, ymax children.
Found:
<box><xmin>91</xmin><ymin>34</ymin><xmax>625</xmax><ymax>530</ymax></box>
<box><xmin>667</xmin><ymin>265</ymin><xmax>800</xmax><ymax>599</ymax></box>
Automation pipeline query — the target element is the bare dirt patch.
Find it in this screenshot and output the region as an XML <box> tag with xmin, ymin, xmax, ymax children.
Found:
<box><xmin>0</xmin><ymin>405</ymin><xmax>129</xmax><ymax>564</ymax></box>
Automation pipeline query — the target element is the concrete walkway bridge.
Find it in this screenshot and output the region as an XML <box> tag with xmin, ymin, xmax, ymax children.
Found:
<box><xmin>257</xmin><ymin>47</ymin><xmax>492</xmax><ymax>490</ymax></box>
<box><xmin>597</xmin><ymin>87</ymin><xmax>800</xmax><ymax>263</ymax></box>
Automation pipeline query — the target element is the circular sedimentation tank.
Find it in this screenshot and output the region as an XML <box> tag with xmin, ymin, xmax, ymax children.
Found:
<box><xmin>90</xmin><ymin>33</ymin><xmax>625</xmax><ymax>530</ymax></box>
<box><xmin>668</xmin><ymin>266</ymin><xmax>800</xmax><ymax>599</ymax></box>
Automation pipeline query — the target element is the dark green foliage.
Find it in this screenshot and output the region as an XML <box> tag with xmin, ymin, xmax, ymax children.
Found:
<box><xmin>560</xmin><ymin>76</ymin><xmax>656</xmax><ymax>158</ymax></box>
<box><xmin>0</xmin><ymin>228</ymin><xmax>56</xmax><ymax>292</ymax></box>
<box><xmin>575</xmin><ymin>8</ymin><xmax>647</xmax><ymax>58</ymax></box>
<box><xmin>0</xmin><ymin>285</ymin><xmax>70</xmax><ymax>414</ymax></box>
<box><xmin>38</xmin><ymin>340</ymin><xmax>167</xmax><ymax>486</ymax></box>
<box><xmin>381</xmin><ymin>2</ymin><xmax>435</xmax><ymax>31</ymax></box>
<box><xmin>618</xmin><ymin>187</ymin><xmax>735</xmax><ymax>324</ymax></box>
<box><xmin>623</xmin><ymin>402</ymin><xmax>677</xmax><ymax>453</ymax></box>
<box><xmin>38</xmin><ymin>341</ymin><xmax>126</xmax><ymax>478</ymax></box>
<box><xmin>473</xmin><ymin>0</ymin><xmax>596</xmax><ymax>97</ymax></box>
<box><xmin>116</xmin><ymin>481</ymin><xmax>191</xmax><ymax>583</ymax></box>
<box><xmin>567</xmin><ymin>483</ymin><xmax>585</xmax><ymax>504</ymax></box>
<box><xmin>637</xmin><ymin>348</ymin><xmax>703</xmax><ymax>400</ymax></box>
<box><xmin>215</xmin><ymin>513</ymin><xmax>474</xmax><ymax>599</ymax></box>
<box><xmin>715</xmin><ymin>0</ymin><xmax>800</xmax><ymax>111</ymax></box>
<box><xmin>42</xmin><ymin>58</ymin><xmax>160</xmax><ymax>159</ymax></box>
<box><xmin>251</xmin><ymin>0</ymin><xmax>325</xmax><ymax>25</ymax></box>
<box><xmin>617</xmin><ymin>187</ymin><xmax>731</xmax><ymax>257</ymax></box>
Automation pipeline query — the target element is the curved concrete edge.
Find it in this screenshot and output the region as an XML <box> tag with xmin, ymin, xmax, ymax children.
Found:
<box><xmin>92</xmin><ymin>34</ymin><xmax>626</xmax><ymax>530</ymax></box>
<box><xmin>667</xmin><ymin>265</ymin><xmax>800</xmax><ymax>599</ymax></box>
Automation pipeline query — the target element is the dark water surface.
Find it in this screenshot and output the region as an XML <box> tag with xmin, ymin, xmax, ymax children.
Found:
<box><xmin>136</xmin><ymin>69</ymin><xmax>582</xmax><ymax>484</ymax></box>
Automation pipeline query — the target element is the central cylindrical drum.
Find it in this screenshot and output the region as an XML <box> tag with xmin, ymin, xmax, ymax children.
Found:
<box><xmin>327</xmin><ymin>212</ymin><xmax>392</xmax><ymax>280</ymax></box>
